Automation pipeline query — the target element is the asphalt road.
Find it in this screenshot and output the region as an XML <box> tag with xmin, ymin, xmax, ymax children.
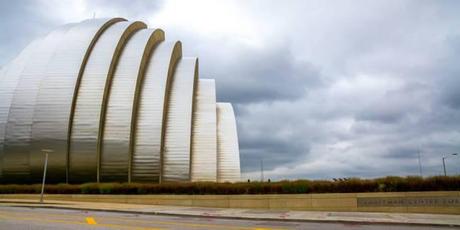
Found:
<box><xmin>0</xmin><ymin>206</ymin><xmax>457</xmax><ymax>230</ymax></box>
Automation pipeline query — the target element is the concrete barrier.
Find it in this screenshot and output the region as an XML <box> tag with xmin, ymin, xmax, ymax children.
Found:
<box><xmin>0</xmin><ymin>191</ymin><xmax>459</xmax><ymax>214</ymax></box>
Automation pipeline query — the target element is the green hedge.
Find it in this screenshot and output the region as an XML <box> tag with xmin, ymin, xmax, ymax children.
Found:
<box><xmin>0</xmin><ymin>176</ymin><xmax>458</xmax><ymax>194</ymax></box>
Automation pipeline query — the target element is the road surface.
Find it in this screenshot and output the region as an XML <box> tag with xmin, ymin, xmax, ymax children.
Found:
<box><xmin>0</xmin><ymin>206</ymin><xmax>456</xmax><ymax>230</ymax></box>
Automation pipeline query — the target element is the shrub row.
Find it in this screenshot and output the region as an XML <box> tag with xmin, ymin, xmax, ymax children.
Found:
<box><xmin>0</xmin><ymin>176</ymin><xmax>458</xmax><ymax>194</ymax></box>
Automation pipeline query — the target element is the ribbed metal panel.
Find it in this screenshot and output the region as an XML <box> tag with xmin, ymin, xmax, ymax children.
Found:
<box><xmin>216</xmin><ymin>103</ymin><xmax>240</xmax><ymax>182</ymax></box>
<box><xmin>69</xmin><ymin>21</ymin><xmax>146</xmax><ymax>183</ymax></box>
<box><xmin>0</xmin><ymin>40</ymin><xmax>40</xmax><ymax>180</ymax></box>
<box><xmin>0</xmin><ymin>18</ymin><xmax>242</xmax><ymax>184</ymax></box>
<box><xmin>2</xmin><ymin>25</ymin><xmax>73</xmax><ymax>183</ymax></box>
<box><xmin>29</xmin><ymin>18</ymin><xmax>125</xmax><ymax>183</ymax></box>
<box><xmin>131</xmin><ymin>42</ymin><xmax>182</xmax><ymax>183</ymax></box>
<box><xmin>191</xmin><ymin>79</ymin><xmax>217</xmax><ymax>182</ymax></box>
<box><xmin>101</xmin><ymin>29</ymin><xmax>164</xmax><ymax>182</ymax></box>
<box><xmin>162</xmin><ymin>58</ymin><xmax>198</xmax><ymax>182</ymax></box>
<box><xmin>0</xmin><ymin>64</ymin><xmax>10</xmax><ymax>180</ymax></box>
<box><xmin>0</xmin><ymin>65</ymin><xmax>8</xmax><ymax>178</ymax></box>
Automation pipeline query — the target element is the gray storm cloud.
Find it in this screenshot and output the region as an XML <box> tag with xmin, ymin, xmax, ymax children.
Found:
<box><xmin>1</xmin><ymin>0</ymin><xmax>460</xmax><ymax>180</ymax></box>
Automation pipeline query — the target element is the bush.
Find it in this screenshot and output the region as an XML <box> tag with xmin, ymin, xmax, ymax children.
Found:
<box><xmin>0</xmin><ymin>176</ymin><xmax>458</xmax><ymax>194</ymax></box>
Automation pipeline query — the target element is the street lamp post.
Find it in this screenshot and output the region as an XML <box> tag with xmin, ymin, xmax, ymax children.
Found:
<box><xmin>442</xmin><ymin>153</ymin><xmax>458</xmax><ymax>176</ymax></box>
<box><xmin>40</xmin><ymin>149</ymin><xmax>53</xmax><ymax>204</ymax></box>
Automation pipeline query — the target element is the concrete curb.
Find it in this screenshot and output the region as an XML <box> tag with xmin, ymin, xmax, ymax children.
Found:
<box><xmin>1</xmin><ymin>202</ymin><xmax>459</xmax><ymax>228</ymax></box>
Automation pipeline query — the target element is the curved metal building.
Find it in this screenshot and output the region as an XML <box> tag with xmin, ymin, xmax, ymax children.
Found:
<box><xmin>0</xmin><ymin>18</ymin><xmax>241</xmax><ymax>184</ymax></box>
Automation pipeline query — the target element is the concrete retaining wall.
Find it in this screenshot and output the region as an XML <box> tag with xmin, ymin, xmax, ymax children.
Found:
<box><xmin>1</xmin><ymin>191</ymin><xmax>459</xmax><ymax>214</ymax></box>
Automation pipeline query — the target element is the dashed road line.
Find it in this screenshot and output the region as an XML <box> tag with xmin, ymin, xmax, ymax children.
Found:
<box><xmin>86</xmin><ymin>216</ymin><xmax>97</xmax><ymax>225</ymax></box>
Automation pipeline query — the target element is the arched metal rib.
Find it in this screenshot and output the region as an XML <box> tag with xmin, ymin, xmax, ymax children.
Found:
<box><xmin>101</xmin><ymin>29</ymin><xmax>164</xmax><ymax>182</ymax></box>
<box><xmin>30</xmin><ymin>18</ymin><xmax>125</xmax><ymax>183</ymax></box>
<box><xmin>3</xmin><ymin>25</ymin><xmax>73</xmax><ymax>183</ymax></box>
<box><xmin>162</xmin><ymin>57</ymin><xmax>198</xmax><ymax>182</ymax></box>
<box><xmin>131</xmin><ymin>42</ymin><xmax>182</xmax><ymax>183</ymax></box>
<box><xmin>217</xmin><ymin>103</ymin><xmax>241</xmax><ymax>182</ymax></box>
<box><xmin>0</xmin><ymin>39</ymin><xmax>40</xmax><ymax>181</ymax></box>
<box><xmin>191</xmin><ymin>79</ymin><xmax>217</xmax><ymax>182</ymax></box>
<box><xmin>69</xmin><ymin>21</ymin><xmax>146</xmax><ymax>183</ymax></box>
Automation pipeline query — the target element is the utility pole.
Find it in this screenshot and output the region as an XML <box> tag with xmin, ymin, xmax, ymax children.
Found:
<box><xmin>417</xmin><ymin>150</ymin><xmax>423</xmax><ymax>177</ymax></box>
<box><xmin>443</xmin><ymin>153</ymin><xmax>459</xmax><ymax>176</ymax></box>
<box><xmin>260</xmin><ymin>159</ymin><xmax>264</xmax><ymax>182</ymax></box>
<box><xmin>443</xmin><ymin>157</ymin><xmax>447</xmax><ymax>176</ymax></box>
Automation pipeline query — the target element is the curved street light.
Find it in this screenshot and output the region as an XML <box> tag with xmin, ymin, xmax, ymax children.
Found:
<box><xmin>442</xmin><ymin>153</ymin><xmax>458</xmax><ymax>176</ymax></box>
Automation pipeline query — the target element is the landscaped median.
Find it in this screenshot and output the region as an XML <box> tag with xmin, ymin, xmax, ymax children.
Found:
<box><xmin>0</xmin><ymin>176</ymin><xmax>459</xmax><ymax>214</ymax></box>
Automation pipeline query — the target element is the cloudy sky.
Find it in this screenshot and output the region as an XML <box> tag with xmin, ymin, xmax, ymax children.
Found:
<box><xmin>1</xmin><ymin>0</ymin><xmax>460</xmax><ymax>180</ymax></box>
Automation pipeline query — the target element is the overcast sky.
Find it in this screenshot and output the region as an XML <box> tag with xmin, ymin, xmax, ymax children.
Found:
<box><xmin>1</xmin><ymin>0</ymin><xmax>460</xmax><ymax>180</ymax></box>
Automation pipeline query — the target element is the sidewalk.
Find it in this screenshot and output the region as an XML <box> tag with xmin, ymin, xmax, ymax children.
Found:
<box><xmin>0</xmin><ymin>198</ymin><xmax>459</xmax><ymax>227</ymax></box>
